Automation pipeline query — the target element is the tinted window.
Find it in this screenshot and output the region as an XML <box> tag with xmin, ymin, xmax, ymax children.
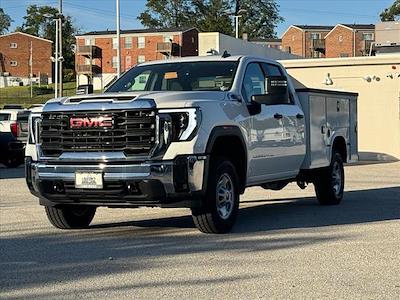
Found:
<box><xmin>17</xmin><ymin>111</ymin><xmax>30</xmax><ymax>121</ymax></box>
<box><xmin>241</xmin><ymin>63</ymin><xmax>265</xmax><ymax>102</ymax></box>
<box><xmin>261</xmin><ymin>63</ymin><xmax>283</xmax><ymax>77</ymax></box>
<box><xmin>106</xmin><ymin>61</ymin><xmax>238</xmax><ymax>92</ymax></box>
<box><xmin>261</xmin><ymin>63</ymin><xmax>293</xmax><ymax>105</ymax></box>
<box><xmin>0</xmin><ymin>113</ymin><xmax>11</xmax><ymax>121</ymax></box>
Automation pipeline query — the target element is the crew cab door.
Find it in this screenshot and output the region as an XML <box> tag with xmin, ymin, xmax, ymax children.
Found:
<box><xmin>241</xmin><ymin>62</ymin><xmax>305</xmax><ymax>183</ymax></box>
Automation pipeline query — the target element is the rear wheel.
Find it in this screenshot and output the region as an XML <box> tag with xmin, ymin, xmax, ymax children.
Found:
<box><xmin>45</xmin><ymin>206</ymin><xmax>96</xmax><ymax>229</ymax></box>
<box><xmin>192</xmin><ymin>158</ymin><xmax>239</xmax><ymax>233</ymax></box>
<box><xmin>314</xmin><ymin>152</ymin><xmax>344</xmax><ymax>205</ymax></box>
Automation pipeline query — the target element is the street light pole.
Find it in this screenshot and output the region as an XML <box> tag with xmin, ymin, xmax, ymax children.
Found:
<box><xmin>224</xmin><ymin>8</ymin><xmax>247</xmax><ymax>39</ymax></box>
<box><xmin>58</xmin><ymin>0</ymin><xmax>63</xmax><ymax>96</ymax></box>
<box><xmin>116</xmin><ymin>0</ymin><xmax>121</xmax><ymax>77</ymax></box>
<box><xmin>235</xmin><ymin>15</ymin><xmax>240</xmax><ymax>39</ymax></box>
<box><xmin>54</xmin><ymin>18</ymin><xmax>59</xmax><ymax>98</ymax></box>
<box><xmin>30</xmin><ymin>41</ymin><xmax>33</xmax><ymax>98</ymax></box>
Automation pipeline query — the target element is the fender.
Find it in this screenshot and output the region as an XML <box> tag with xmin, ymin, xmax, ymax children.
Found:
<box><xmin>205</xmin><ymin>126</ymin><xmax>247</xmax><ymax>155</ymax></box>
<box><xmin>205</xmin><ymin>126</ymin><xmax>248</xmax><ymax>193</ymax></box>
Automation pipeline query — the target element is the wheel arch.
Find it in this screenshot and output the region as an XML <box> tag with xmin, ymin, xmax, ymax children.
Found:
<box><xmin>331</xmin><ymin>136</ymin><xmax>347</xmax><ymax>162</ymax></box>
<box><xmin>206</xmin><ymin>126</ymin><xmax>247</xmax><ymax>194</ymax></box>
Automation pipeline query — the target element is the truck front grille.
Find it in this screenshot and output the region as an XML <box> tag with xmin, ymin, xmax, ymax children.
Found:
<box><xmin>40</xmin><ymin>110</ymin><xmax>156</xmax><ymax>157</ymax></box>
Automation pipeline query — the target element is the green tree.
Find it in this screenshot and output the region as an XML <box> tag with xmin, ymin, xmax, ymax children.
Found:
<box><xmin>192</xmin><ymin>0</ymin><xmax>234</xmax><ymax>36</ymax></box>
<box><xmin>17</xmin><ymin>5</ymin><xmax>77</xmax><ymax>70</ymax></box>
<box><xmin>138</xmin><ymin>0</ymin><xmax>283</xmax><ymax>39</ymax></box>
<box><xmin>138</xmin><ymin>0</ymin><xmax>195</xmax><ymax>28</ymax></box>
<box><xmin>380</xmin><ymin>0</ymin><xmax>400</xmax><ymax>21</ymax></box>
<box><xmin>0</xmin><ymin>8</ymin><xmax>13</xmax><ymax>34</ymax></box>
<box><xmin>238</xmin><ymin>0</ymin><xmax>283</xmax><ymax>39</ymax></box>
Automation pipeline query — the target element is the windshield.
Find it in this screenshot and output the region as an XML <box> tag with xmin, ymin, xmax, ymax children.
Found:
<box><xmin>106</xmin><ymin>61</ymin><xmax>238</xmax><ymax>93</ymax></box>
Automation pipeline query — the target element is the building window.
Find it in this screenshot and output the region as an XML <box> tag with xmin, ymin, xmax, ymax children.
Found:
<box><xmin>310</xmin><ymin>33</ymin><xmax>321</xmax><ymax>40</ymax></box>
<box><xmin>10</xmin><ymin>61</ymin><xmax>18</xmax><ymax>66</ymax></box>
<box><xmin>125</xmin><ymin>56</ymin><xmax>132</xmax><ymax>69</ymax></box>
<box><xmin>338</xmin><ymin>35</ymin><xmax>343</xmax><ymax>42</ymax></box>
<box><xmin>10</xmin><ymin>43</ymin><xmax>17</xmax><ymax>48</ymax></box>
<box><xmin>125</xmin><ymin>37</ymin><xmax>132</xmax><ymax>49</ymax></box>
<box><xmin>138</xmin><ymin>36</ymin><xmax>145</xmax><ymax>48</ymax></box>
<box><xmin>137</xmin><ymin>55</ymin><xmax>145</xmax><ymax>63</ymax></box>
<box><xmin>340</xmin><ymin>53</ymin><xmax>349</xmax><ymax>58</ymax></box>
<box><xmin>292</xmin><ymin>36</ymin><xmax>295</xmax><ymax>41</ymax></box>
<box><xmin>363</xmin><ymin>33</ymin><xmax>374</xmax><ymax>41</ymax></box>
<box><xmin>112</xmin><ymin>37</ymin><xmax>119</xmax><ymax>49</ymax></box>
<box><xmin>112</xmin><ymin>56</ymin><xmax>119</xmax><ymax>68</ymax></box>
<box><xmin>164</xmin><ymin>35</ymin><xmax>173</xmax><ymax>43</ymax></box>
<box><xmin>85</xmin><ymin>38</ymin><xmax>94</xmax><ymax>46</ymax></box>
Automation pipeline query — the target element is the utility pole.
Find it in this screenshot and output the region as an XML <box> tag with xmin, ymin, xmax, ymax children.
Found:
<box><xmin>30</xmin><ymin>41</ymin><xmax>33</xmax><ymax>98</ymax></box>
<box><xmin>116</xmin><ymin>0</ymin><xmax>121</xmax><ymax>77</ymax></box>
<box><xmin>58</xmin><ymin>0</ymin><xmax>63</xmax><ymax>96</ymax></box>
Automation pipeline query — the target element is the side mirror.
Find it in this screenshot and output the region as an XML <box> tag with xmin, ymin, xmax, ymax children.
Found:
<box><xmin>251</xmin><ymin>76</ymin><xmax>289</xmax><ymax>105</ymax></box>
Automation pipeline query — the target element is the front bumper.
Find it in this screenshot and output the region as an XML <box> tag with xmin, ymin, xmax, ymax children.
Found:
<box><xmin>26</xmin><ymin>155</ymin><xmax>208</xmax><ymax>208</ymax></box>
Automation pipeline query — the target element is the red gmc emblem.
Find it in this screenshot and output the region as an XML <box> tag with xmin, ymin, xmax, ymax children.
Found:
<box><xmin>69</xmin><ymin>116</ymin><xmax>113</xmax><ymax>129</ymax></box>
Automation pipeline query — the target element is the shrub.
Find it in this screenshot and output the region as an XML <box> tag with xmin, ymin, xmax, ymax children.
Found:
<box><xmin>32</xmin><ymin>86</ymin><xmax>54</xmax><ymax>96</ymax></box>
<box><xmin>63</xmin><ymin>69</ymin><xmax>76</xmax><ymax>83</ymax></box>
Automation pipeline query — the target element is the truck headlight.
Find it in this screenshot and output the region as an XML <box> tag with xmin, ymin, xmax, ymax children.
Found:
<box><xmin>29</xmin><ymin>114</ymin><xmax>42</xmax><ymax>144</ymax></box>
<box><xmin>158</xmin><ymin>108</ymin><xmax>201</xmax><ymax>142</ymax></box>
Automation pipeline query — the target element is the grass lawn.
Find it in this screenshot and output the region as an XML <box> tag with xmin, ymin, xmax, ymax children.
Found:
<box><xmin>0</xmin><ymin>82</ymin><xmax>101</xmax><ymax>108</ymax></box>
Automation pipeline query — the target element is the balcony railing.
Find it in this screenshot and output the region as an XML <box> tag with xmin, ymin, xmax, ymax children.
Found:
<box><xmin>156</xmin><ymin>42</ymin><xmax>180</xmax><ymax>57</ymax></box>
<box><xmin>77</xmin><ymin>45</ymin><xmax>102</xmax><ymax>58</ymax></box>
<box><xmin>76</xmin><ymin>64</ymin><xmax>101</xmax><ymax>74</ymax></box>
<box><xmin>363</xmin><ymin>40</ymin><xmax>374</xmax><ymax>51</ymax></box>
<box><xmin>312</xmin><ymin>39</ymin><xmax>325</xmax><ymax>50</ymax></box>
<box><xmin>156</xmin><ymin>42</ymin><xmax>173</xmax><ymax>53</ymax></box>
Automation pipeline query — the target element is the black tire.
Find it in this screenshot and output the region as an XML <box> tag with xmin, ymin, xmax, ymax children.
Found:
<box><xmin>45</xmin><ymin>206</ymin><xmax>96</xmax><ymax>229</ymax></box>
<box><xmin>192</xmin><ymin>158</ymin><xmax>240</xmax><ymax>233</ymax></box>
<box><xmin>3</xmin><ymin>157</ymin><xmax>23</xmax><ymax>168</ymax></box>
<box><xmin>314</xmin><ymin>152</ymin><xmax>344</xmax><ymax>205</ymax></box>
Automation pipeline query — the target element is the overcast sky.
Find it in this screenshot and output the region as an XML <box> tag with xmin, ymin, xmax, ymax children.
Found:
<box><xmin>2</xmin><ymin>0</ymin><xmax>393</xmax><ymax>37</ymax></box>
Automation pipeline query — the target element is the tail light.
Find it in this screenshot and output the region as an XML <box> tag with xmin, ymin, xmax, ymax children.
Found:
<box><xmin>10</xmin><ymin>122</ymin><xmax>20</xmax><ymax>137</ymax></box>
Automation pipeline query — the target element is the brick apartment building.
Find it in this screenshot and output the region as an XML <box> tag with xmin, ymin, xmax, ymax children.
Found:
<box><xmin>281</xmin><ymin>25</ymin><xmax>334</xmax><ymax>58</ymax></box>
<box><xmin>281</xmin><ymin>24</ymin><xmax>375</xmax><ymax>58</ymax></box>
<box><xmin>75</xmin><ymin>27</ymin><xmax>199</xmax><ymax>89</ymax></box>
<box><xmin>325</xmin><ymin>24</ymin><xmax>375</xmax><ymax>57</ymax></box>
<box><xmin>0</xmin><ymin>32</ymin><xmax>52</xmax><ymax>83</ymax></box>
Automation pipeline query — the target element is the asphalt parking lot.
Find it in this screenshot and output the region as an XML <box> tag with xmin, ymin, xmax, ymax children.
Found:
<box><xmin>0</xmin><ymin>162</ymin><xmax>399</xmax><ymax>299</ymax></box>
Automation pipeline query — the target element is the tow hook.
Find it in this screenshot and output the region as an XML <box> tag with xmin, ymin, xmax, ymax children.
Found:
<box><xmin>297</xmin><ymin>181</ymin><xmax>307</xmax><ymax>189</ymax></box>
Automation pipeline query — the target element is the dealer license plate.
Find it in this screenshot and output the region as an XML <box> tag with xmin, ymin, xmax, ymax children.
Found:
<box><xmin>75</xmin><ymin>172</ymin><xmax>103</xmax><ymax>189</ymax></box>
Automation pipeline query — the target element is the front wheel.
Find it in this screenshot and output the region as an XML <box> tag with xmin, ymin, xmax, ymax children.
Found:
<box><xmin>45</xmin><ymin>206</ymin><xmax>96</xmax><ymax>229</ymax></box>
<box><xmin>314</xmin><ymin>152</ymin><xmax>344</xmax><ymax>205</ymax></box>
<box><xmin>192</xmin><ymin>158</ymin><xmax>239</xmax><ymax>233</ymax></box>
<box><xmin>3</xmin><ymin>156</ymin><xmax>24</xmax><ymax>168</ymax></box>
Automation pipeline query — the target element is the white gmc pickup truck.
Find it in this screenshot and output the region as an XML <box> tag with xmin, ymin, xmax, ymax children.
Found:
<box><xmin>25</xmin><ymin>55</ymin><xmax>358</xmax><ymax>233</ymax></box>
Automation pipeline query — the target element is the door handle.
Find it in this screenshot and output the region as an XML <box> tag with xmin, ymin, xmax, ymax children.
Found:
<box><xmin>274</xmin><ymin>113</ymin><xmax>283</xmax><ymax>119</ymax></box>
<box><xmin>296</xmin><ymin>114</ymin><xmax>304</xmax><ymax>119</ymax></box>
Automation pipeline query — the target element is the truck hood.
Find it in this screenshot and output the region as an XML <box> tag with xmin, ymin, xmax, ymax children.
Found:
<box><xmin>46</xmin><ymin>91</ymin><xmax>228</xmax><ymax>109</ymax></box>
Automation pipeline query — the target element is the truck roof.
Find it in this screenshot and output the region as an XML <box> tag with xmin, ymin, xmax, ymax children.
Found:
<box><xmin>139</xmin><ymin>55</ymin><xmax>280</xmax><ymax>66</ymax></box>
